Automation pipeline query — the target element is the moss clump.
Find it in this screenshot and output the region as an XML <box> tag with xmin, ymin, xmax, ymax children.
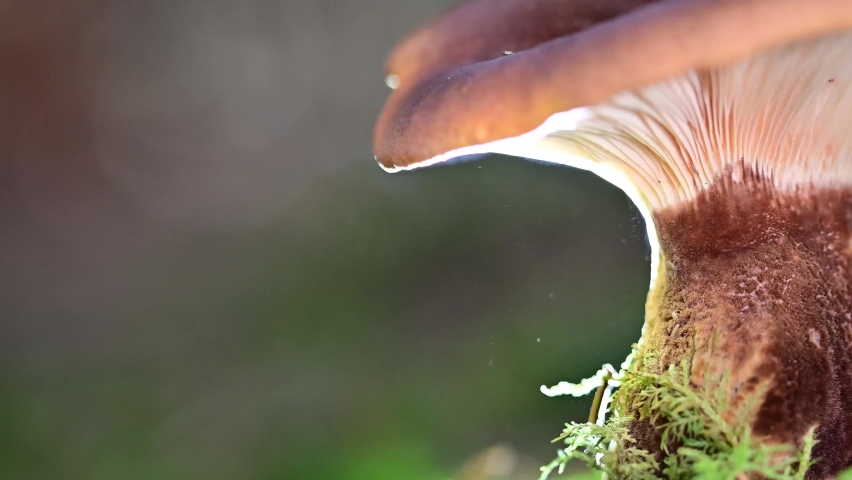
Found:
<box><xmin>540</xmin><ymin>359</ymin><xmax>816</xmax><ymax>480</ymax></box>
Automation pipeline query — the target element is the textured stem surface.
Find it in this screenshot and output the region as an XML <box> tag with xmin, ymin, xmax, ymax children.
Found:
<box><xmin>632</xmin><ymin>169</ymin><xmax>852</xmax><ymax>478</ymax></box>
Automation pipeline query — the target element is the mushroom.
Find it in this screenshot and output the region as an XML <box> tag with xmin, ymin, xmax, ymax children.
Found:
<box><xmin>373</xmin><ymin>0</ymin><xmax>852</xmax><ymax>477</ymax></box>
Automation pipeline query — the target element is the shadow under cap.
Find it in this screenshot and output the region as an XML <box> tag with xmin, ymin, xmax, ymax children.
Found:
<box><xmin>374</xmin><ymin>0</ymin><xmax>852</xmax><ymax>170</ymax></box>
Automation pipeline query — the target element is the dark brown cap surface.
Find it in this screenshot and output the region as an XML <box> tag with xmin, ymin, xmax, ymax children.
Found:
<box><xmin>384</xmin><ymin>0</ymin><xmax>659</xmax><ymax>93</ymax></box>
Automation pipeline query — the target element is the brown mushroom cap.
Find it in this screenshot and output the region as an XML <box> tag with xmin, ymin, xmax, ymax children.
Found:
<box><xmin>374</xmin><ymin>0</ymin><xmax>852</xmax><ymax>171</ymax></box>
<box><xmin>383</xmin><ymin>0</ymin><xmax>659</xmax><ymax>93</ymax></box>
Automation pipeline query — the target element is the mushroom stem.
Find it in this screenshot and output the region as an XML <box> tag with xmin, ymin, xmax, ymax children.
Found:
<box><xmin>630</xmin><ymin>168</ymin><xmax>852</xmax><ymax>477</ymax></box>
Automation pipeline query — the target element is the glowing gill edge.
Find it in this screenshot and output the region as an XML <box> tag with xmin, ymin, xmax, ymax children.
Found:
<box><xmin>378</xmin><ymin>107</ymin><xmax>663</xmax><ymax>408</ymax></box>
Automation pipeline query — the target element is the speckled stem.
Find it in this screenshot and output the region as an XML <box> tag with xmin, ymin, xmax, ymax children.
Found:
<box><xmin>631</xmin><ymin>170</ymin><xmax>852</xmax><ymax>479</ymax></box>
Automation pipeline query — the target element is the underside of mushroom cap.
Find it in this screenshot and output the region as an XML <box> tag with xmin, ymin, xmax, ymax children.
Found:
<box><xmin>374</xmin><ymin>0</ymin><xmax>852</xmax><ymax>211</ymax></box>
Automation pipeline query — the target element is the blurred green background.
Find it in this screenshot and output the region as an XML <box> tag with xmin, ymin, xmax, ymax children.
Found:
<box><xmin>0</xmin><ymin>2</ymin><xmax>649</xmax><ymax>479</ymax></box>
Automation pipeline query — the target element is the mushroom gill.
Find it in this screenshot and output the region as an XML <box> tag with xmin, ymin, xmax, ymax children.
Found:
<box><xmin>373</xmin><ymin>0</ymin><xmax>852</xmax><ymax>477</ymax></box>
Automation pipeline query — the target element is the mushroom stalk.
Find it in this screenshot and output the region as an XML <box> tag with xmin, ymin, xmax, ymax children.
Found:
<box><xmin>635</xmin><ymin>171</ymin><xmax>852</xmax><ymax>476</ymax></box>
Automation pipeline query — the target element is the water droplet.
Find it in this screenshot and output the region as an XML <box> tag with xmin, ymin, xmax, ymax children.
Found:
<box><xmin>384</xmin><ymin>74</ymin><xmax>401</xmax><ymax>90</ymax></box>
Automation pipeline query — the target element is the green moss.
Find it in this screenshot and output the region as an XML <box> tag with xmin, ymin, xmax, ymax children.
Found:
<box><xmin>541</xmin><ymin>359</ymin><xmax>816</xmax><ymax>480</ymax></box>
<box><xmin>837</xmin><ymin>467</ymin><xmax>852</xmax><ymax>480</ymax></box>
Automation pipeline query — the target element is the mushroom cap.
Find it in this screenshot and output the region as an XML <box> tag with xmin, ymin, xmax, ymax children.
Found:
<box><xmin>382</xmin><ymin>0</ymin><xmax>659</xmax><ymax>94</ymax></box>
<box><xmin>374</xmin><ymin>0</ymin><xmax>852</xmax><ymax>171</ymax></box>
